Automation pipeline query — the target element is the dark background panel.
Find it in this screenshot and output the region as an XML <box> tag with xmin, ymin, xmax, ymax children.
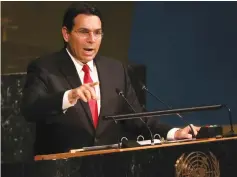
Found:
<box><xmin>128</xmin><ymin>1</ymin><xmax>237</xmax><ymax>126</ymax></box>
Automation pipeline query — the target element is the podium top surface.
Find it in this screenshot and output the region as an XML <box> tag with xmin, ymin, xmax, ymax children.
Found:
<box><xmin>34</xmin><ymin>137</ymin><xmax>237</xmax><ymax>161</ymax></box>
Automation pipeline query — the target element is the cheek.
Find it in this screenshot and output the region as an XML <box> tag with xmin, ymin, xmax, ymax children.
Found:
<box><xmin>72</xmin><ymin>39</ymin><xmax>84</xmax><ymax>51</ymax></box>
<box><xmin>95</xmin><ymin>40</ymin><xmax>102</xmax><ymax>49</ymax></box>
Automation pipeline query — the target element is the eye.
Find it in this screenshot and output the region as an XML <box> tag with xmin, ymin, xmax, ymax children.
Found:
<box><xmin>94</xmin><ymin>30</ymin><xmax>103</xmax><ymax>35</ymax></box>
<box><xmin>78</xmin><ymin>29</ymin><xmax>90</xmax><ymax>34</ymax></box>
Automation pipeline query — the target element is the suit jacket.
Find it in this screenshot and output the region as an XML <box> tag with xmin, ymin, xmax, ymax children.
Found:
<box><xmin>21</xmin><ymin>49</ymin><xmax>172</xmax><ymax>155</ymax></box>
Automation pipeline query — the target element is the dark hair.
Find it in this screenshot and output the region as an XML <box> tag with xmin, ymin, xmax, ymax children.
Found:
<box><xmin>62</xmin><ymin>2</ymin><xmax>103</xmax><ymax>32</ymax></box>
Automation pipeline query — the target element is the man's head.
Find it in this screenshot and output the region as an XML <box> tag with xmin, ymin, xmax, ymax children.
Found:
<box><xmin>62</xmin><ymin>3</ymin><xmax>103</xmax><ymax>63</ymax></box>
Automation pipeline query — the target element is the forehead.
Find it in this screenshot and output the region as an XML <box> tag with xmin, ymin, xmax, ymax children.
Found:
<box><xmin>73</xmin><ymin>14</ymin><xmax>102</xmax><ymax>29</ymax></box>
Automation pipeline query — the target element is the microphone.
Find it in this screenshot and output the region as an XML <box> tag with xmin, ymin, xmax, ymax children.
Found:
<box><xmin>115</xmin><ymin>88</ymin><xmax>155</xmax><ymax>145</ymax></box>
<box><xmin>127</xmin><ymin>65</ymin><xmax>196</xmax><ymax>138</ymax></box>
<box><xmin>222</xmin><ymin>104</ymin><xmax>236</xmax><ymax>137</ymax></box>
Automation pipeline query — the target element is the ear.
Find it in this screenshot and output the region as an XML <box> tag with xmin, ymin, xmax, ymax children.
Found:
<box><xmin>62</xmin><ymin>26</ymin><xmax>70</xmax><ymax>42</ymax></box>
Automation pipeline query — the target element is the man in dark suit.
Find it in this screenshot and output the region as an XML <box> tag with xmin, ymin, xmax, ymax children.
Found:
<box><xmin>21</xmin><ymin>2</ymin><xmax>200</xmax><ymax>155</ymax></box>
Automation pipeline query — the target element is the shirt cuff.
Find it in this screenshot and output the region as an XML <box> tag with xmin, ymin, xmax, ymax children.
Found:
<box><xmin>166</xmin><ymin>128</ymin><xmax>180</xmax><ymax>140</ymax></box>
<box><xmin>62</xmin><ymin>90</ymin><xmax>77</xmax><ymax>112</ymax></box>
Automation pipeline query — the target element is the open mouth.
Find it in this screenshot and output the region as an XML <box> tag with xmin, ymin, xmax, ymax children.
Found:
<box><xmin>84</xmin><ymin>48</ymin><xmax>94</xmax><ymax>52</ymax></box>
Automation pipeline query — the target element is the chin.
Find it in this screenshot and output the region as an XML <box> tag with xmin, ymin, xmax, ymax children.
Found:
<box><xmin>82</xmin><ymin>56</ymin><xmax>94</xmax><ymax>63</ymax></box>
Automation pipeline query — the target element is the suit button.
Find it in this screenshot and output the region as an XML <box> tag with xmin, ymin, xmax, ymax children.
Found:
<box><xmin>94</xmin><ymin>137</ymin><xmax>99</xmax><ymax>144</ymax></box>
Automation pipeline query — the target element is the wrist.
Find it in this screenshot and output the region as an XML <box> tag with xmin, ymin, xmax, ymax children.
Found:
<box><xmin>174</xmin><ymin>129</ymin><xmax>179</xmax><ymax>139</ymax></box>
<box><xmin>68</xmin><ymin>89</ymin><xmax>77</xmax><ymax>104</ymax></box>
<box><xmin>167</xmin><ymin>128</ymin><xmax>180</xmax><ymax>140</ymax></box>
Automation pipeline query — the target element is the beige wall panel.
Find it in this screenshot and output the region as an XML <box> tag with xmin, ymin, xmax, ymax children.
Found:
<box><xmin>1</xmin><ymin>1</ymin><xmax>134</xmax><ymax>73</ymax></box>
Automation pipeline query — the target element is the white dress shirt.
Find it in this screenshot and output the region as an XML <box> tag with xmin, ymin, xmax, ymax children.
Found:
<box><xmin>62</xmin><ymin>48</ymin><xmax>101</xmax><ymax>114</ymax></box>
<box><xmin>62</xmin><ymin>48</ymin><xmax>178</xmax><ymax>140</ymax></box>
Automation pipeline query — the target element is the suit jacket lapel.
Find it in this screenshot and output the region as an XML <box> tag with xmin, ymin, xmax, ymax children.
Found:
<box><xmin>59</xmin><ymin>49</ymin><xmax>81</xmax><ymax>88</ymax></box>
<box><xmin>94</xmin><ymin>56</ymin><xmax>111</xmax><ymax>134</ymax></box>
<box><xmin>58</xmin><ymin>49</ymin><xmax>94</xmax><ymax>129</ymax></box>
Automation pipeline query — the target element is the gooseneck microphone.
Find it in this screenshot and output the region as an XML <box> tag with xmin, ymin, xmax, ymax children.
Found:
<box><xmin>222</xmin><ymin>104</ymin><xmax>236</xmax><ymax>137</ymax></box>
<box><xmin>115</xmin><ymin>88</ymin><xmax>155</xmax><ymax>145</ymax></box>
<box><xmin>127</xmin><ymin>65</ymin><xmax>196</xmax><ymax>138</ymax></box>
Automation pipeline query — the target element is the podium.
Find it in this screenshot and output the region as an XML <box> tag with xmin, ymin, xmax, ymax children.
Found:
<box><xmin>3</xmin><ymin>104</ymin><xmax>237</xmax><ymax>177</ymax></box>
<box><xmin>3</xmin><ymin>137</ymin><xmax>237</xmax><ymax>177</ymax></box>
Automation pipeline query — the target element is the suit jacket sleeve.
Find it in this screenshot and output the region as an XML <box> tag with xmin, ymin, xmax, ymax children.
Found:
<box><xmin>21</xmin><ymin>60</ymin><xmax>65</xmax><ymax>122</ymax></box>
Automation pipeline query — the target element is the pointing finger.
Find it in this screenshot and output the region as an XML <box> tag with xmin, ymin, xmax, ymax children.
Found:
<box><xmin>89</xmin><ymin>82</ymin><xmax>99</xmax><ymax>87</ymax></box>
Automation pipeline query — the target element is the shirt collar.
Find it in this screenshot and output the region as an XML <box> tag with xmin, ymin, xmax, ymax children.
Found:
<box><xmin>66</xmin><ymin>48</ymin><xmax>94</xmax><ymax>72</ymax></box>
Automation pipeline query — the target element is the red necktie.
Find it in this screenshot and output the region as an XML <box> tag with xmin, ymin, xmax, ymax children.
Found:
<box><xmin>82</xmin><ymin>64</ymin><xmax>98</xmax><ymax>128</ymax></box>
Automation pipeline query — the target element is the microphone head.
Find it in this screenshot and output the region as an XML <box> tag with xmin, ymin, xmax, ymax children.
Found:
<box><xmin>139</xmin><ymin>82</ymin><xmax>147</xmax><ymax>90</ymax></box>
<box><xmin>115</xmin><ymin>88</ymin><xmax>123</xmax><ymax>96</ymax></box>
<box><xmin>127</xmin><ymin>64</ymin><xmax>147</xmax><ymax>91</ymax></box>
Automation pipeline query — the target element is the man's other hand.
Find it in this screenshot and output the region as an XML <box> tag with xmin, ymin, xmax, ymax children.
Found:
<box><xmin>174</xmin><ymin>124</ymin><xmax>201</xmax><ymax>140</ymax></box>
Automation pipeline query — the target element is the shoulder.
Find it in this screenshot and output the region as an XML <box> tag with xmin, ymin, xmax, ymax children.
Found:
<box><xmin>27</xmin><ymin>49</ymin><xmax>67</xmax><ymax>71</ymax></box>
<box><xmin>96</xmin><ymin>55</ymin><xmax>125</xmax><ymax>69</ymax></box>
<box><xmin>95</xmin><ymin>56</ymin><xmax>129</xmax><ymax>82</ymax></box>
<box><xmin>30</xmin><ymin>50</ymin><xmax>65</xmax><ymax>66</ymax></box>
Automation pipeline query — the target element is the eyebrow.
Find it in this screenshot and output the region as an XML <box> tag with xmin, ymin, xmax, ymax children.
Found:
<box><xmin>77</xmin><ymin>28</ymin><xmax>102</xmax><ymax>31</ymax></box>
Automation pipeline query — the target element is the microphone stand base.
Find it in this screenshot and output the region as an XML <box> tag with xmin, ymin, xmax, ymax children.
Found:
<box><xmin>223</xmin><ymin>131</ymin><xmax>237</xmax><ymax>137</ymax></box>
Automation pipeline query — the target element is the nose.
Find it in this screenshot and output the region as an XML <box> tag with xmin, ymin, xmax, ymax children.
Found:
<box><xmin>87</xmin><ymin>32</ymin><xmax>96</xmax><ymax>43</ymax></box>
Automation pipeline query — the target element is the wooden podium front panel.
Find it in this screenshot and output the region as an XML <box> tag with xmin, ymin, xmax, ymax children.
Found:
<box><xmin>34</xmin><ymin>137</ymin><xmax>236</xmax><ymax>160</ymax></box>
<box><xmin>3</xmin><ymin>137</ymin><xmax>237</xmax><ymax>177</ymax></box>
